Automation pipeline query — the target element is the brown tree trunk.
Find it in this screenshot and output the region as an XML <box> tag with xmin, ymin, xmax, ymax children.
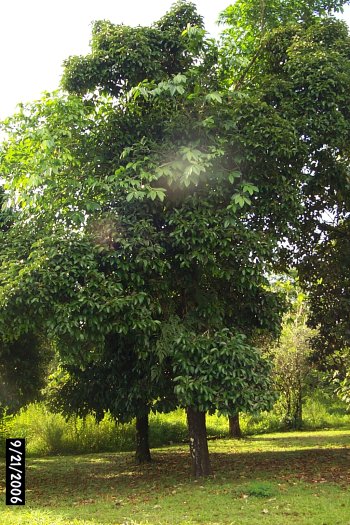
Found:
<box><xmin>294</xmin><ymin>381</ymin><xmax>303</xmax><ymax>430</ymax></box>
<box><xmin>135</xmin><ymin>414</ymin><xmax>152</xmax><ymax>463</ymax></box>
<box><xmin>228</xmin><ymin>413</ymin><xmax>242</xmax><ymax>438</ymax></box>
<box><xmin>186</xmin><ymin>407</ymin><xmax>211</xmax><ymax>477</ymax></box>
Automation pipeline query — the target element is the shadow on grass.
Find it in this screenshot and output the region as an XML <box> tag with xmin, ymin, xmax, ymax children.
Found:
<box><xmin>13</xmin><ymin>444</ymin><xmax>350</xmax><ymax>498</ymax></box>
<box><xmin>1</xmin><ymin>441</ymin><xmax>350</xmax><ymax>525</ymax></box>
<box><xmin>210</xmin><ymin>447</ymin><xmax>350</xmax><ymax>483</ymax></box>
<box><xmin>245</xmin><ymin>431</ymin><xmax>350</xmax><ymax>448</ymax></box>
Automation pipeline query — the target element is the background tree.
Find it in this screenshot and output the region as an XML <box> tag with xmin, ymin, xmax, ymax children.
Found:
<box><xmin>228</xmin><ymin>413</ymin><xmax>242</xmax><ymax>439</ymax></box>
<box><xmin>299</xmin><ymin>219</ymin><xmax>350</xmax><ymax>365</ymax></box>
<box><xmin>0</xmin><ymin>188</ymin><xmax>52</xmax><ymax>417</ymax></box>
<box><xmin>220</xmin><ymin>0</ymin><xmax>350</xmax><ymax>384</ymax></box>
<box><xmin>272</xmin><ymin>314</ymin><xmax>316</xmax><ymax>430</ymax></box>
<box><xmin>333</xmin><ymin>347</ymin><xmax>350</xmax><ymax>407</ymax></box>
<box><xmin>218</xmin><ymin>0</ymin><xmax>349</xmax><ymax>88</ymax></box>
<box><xmin>0</xmin><ymin>334</ymin><xmax>52</xmax><ymax>417</ymax></box>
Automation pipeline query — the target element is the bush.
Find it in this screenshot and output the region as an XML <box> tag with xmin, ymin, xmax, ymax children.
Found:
<box><xmin>149</xmin><ymin>410</ymin><xmax>187</xmax><ymax>446</ymax></box>
<box><xmin>6</xmin><ymin>392</ymin><xmax>350</xmax><ymax>457</ymax></box>
<box><xmin>239</xmin><ymin>411</ymin><xmax>285</xmax><ymax>436</ymax></box>
<box><xmin>237</xmin><ymin>391</ymin><xmax>350</xmax><ymax>435</ymax></box>
<box><xmin>16</xmin><ymin>407</ymin><xmax>107</xmax><ymax>455</ymax></box>
<box><xmin>8</xmin><ymin>404</ymin><xmax>189</xmax><ymax>456</ymax></box>
<box><xmin>303</xmin><ymin>396</ymin><xmax>350</xmax><ymax>429</ymax></box>
<box><xmin>0</xmin><ymin>411</ymin><xmax>14</xmax><ymax>454</ymax></box>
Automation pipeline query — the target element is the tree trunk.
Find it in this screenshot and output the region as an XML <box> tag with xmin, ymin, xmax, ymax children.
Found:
<box><xmin>228</xmin><ymin>413</ymin><xmax>242</xmax><ymax>438</ymax></box>
<box><xmin>294</xmin><ymin>382</ymin><xmax>303</xmax><ymax>430</ymax></box>
<box><xmin>135</xmin><ymin>414</ymin><xmax>152</xmax><ymax>463</ymax></box>
<box><xmin>186</xmin><ymin>407</ymin><xmax>211</xmax><ymax>477</ymax></box>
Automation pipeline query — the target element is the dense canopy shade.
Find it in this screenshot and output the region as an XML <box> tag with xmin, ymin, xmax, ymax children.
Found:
<box><xmin>1</xmin><ymin>0</ymin><xmax>350</xmax><ymax>475</ymax></box>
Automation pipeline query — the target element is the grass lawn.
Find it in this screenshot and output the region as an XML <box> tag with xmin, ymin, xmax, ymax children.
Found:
<box><xmin>1</xmin><ymin>428</ymin><xmax>350</xmax><ymax>524</ymax></box>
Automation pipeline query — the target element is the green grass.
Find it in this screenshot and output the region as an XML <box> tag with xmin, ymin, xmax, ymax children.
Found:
<box><xmin>1</xmin><ymin>428</ymin><xmax>350</xmax><ymax>524</ymax></box>
<box><xmin>3</xmin><ymin>396</ymin><xmax>350</xmax><ymax>457</ymax></box>
<box><xmin>1</xmin><ymin>406</ymin><xmax>229</xmax><ymax>457</ymax></box>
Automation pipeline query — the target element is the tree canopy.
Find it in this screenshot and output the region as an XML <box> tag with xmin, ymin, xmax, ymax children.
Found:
<box><xmin>1</xmin><ymin>0</ymin><xmax>350</xmax><ymax>475</ymax></box>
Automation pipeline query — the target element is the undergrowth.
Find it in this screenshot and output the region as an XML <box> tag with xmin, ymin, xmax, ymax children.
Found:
<box><xmin>0</xmin><ymin>392</ymin><xmax>349</xmax><ymax>457</ymax></box>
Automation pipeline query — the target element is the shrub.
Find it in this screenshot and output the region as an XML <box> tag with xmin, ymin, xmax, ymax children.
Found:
<box><xmin>6</xmin><ymin>393</ymin><xmax>350</xmax><ymax>457</ymax></box>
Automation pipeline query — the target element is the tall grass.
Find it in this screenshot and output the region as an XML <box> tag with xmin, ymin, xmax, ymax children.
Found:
<box><xmin>3</xmin><ymin>404</ymin><xmax>135</xmax><ymax>456</ymax></box>
<box><xmin>239</xmin><ymin>393</ymin><xmax>350</xmax><ymax>435</ymax></box>
<box><xmin>1</xmin><ymin>392</ymin><xmax>349</xmax><ymax>457</ymax></box>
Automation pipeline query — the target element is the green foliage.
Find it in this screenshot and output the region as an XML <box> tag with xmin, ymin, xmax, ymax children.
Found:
<box><xmin>1</xmin><ymin>0</ymin><xmax>350</xmax><ymax>461</ymax></box>
<box><xmin>6</xmin><ymin>404</ymin><xmax>135</xmax><ymax>456</ymax></box>
<box><xmin>0</xmin><ymin>188</ymin><xmax>53</xmax><ymax>416</ymax></box>
<box><xmin>157</xmin><ymin>323</ymin><xmax>276</xmax><ymax>415</ymax></box>
<box><xmin>0</xmin><ymin>0</ymin><xmax>290</xmax><ymax>434</ymax></box>
<box><xmin>0</xmin><ymin>410</ymin><xmax>14</xmax><ymax>454</ymax></box>
<box><xmin>303</xmin><ymin>394</ymin><xmax>350</xmax><ymax>428</ymax></box>
<box><xmin>240</xmin><ymin>410</ymin><xmax>285</xmax><ymax>435</ymax></box>
<box><xmin>271</xmin><ymin>311</ymin><xmax>316</xmax><ymax>429</ymax></box>
<box><xmin>218</xmin><ymin>0</ymin><xmax>349</xmax><ymax>87</ymax></box>
<box><xmin>47</xmin><ymin>332</ymin><xmax>177</xmax><ymax>423</ymax></box>
<box><xmin>0</xmin><ymin>333</ymin><xmax>52</xmax><ymax>415</ymax></box>
<box><xmin>3</xmin><ymin>393</ymin><xmax>349</xmax><ymax>458</ymax></box>
<box><xmin>4</xmin><ymin>404</ymin><xmax>189</xmax><ymax>456</ymax></box>
<box><xmin>61</xmin><ymin>1</ymin><xmax>204</xmax><ymax>96</ymax></box>
<box><xmin>239</xmin><ymin>390</ymin><xmax>350</xmax><ymax>434</ymax></box>
<box><xmin>299</xmin><ymin>220</ymin><xmax>350</xmax><ymax>364</ymax></box>
<box><xmin>220</xmin><ymin>0</ymin><xmax>348</xmax><ymax>34</ymax></box>
<box><xmin>333</xmin><ymin>350</ymin><xmax>350</xmax><ymax>405</ymax></box>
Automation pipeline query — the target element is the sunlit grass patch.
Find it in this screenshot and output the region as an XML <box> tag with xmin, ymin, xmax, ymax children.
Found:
<box><xmin>0</xmin><ymin>507</ymin><xmax>99</xmax><ymax>525</ymax></box>
<box><xmin>1</xmin><ymin>429</ymin><xmax>350</xmax><ymax>524</ymax></box>
<box><xmin>236</xmin><ymin>481</ymin><xmax>279</xmax><ymax>498</ymax></box>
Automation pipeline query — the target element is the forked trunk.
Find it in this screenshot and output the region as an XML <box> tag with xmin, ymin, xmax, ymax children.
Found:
<box><xmin>135</xmin><ymin>414</ymin><xmax>152</xmax><ymax>463</ymax></box>
<box><xmin>186</xmin><ymin>407</ymin><xmax>211</xmax><ymax>477</ymax></box>
<box><xmin>228</xmin><ymin>413</ymin><xmax>242</xmax><ymax>438</ymax></box>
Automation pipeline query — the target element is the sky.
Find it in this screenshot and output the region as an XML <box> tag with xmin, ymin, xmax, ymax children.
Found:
<box><xmin>0</xmin><ymin>1</ymin><xmax>349</xmax><ymax>120</ymax></box>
